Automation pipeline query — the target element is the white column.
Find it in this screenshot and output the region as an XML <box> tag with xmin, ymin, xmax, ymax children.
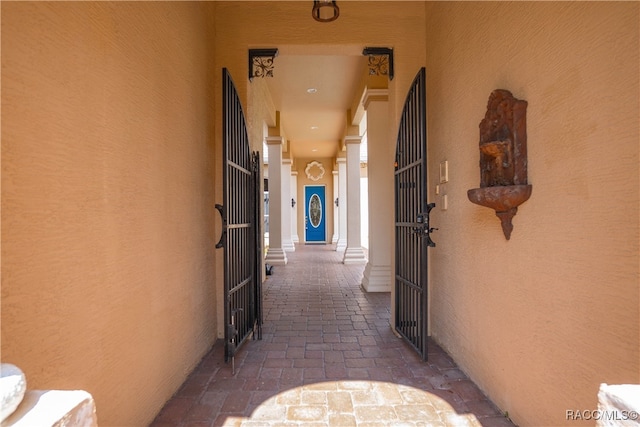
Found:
<box><xmin>264</xmin><ymin>137</ymin><xmax>287</xmax><ymax>265</ymax></box>
<box><xmin>291</xmin><ymin>171</ymin><xmax>299</xmax><ymax>243</ymax></box>
<box><xmin>281</xmin><ymin>159</ymin><xmax>295</xmax><ymax>252</ymax></box>
<box><xmin>362</xmin><ymin>89</ymin><xmax>393</xmax><ymax>291</ymax></box>
<box><xmin>335</xmin><ymin>157</ymin><xmax>347</xmax><ymax>252</ymax></box>
<box><xmin>332</xmin><ymin>170</ymin><xmax>339</xmax><ymax>244</ymax></box>
<box><xmin>342</xmin><ymin>136</ymin><xmax>367</xmax><ymax>264</ymax></box>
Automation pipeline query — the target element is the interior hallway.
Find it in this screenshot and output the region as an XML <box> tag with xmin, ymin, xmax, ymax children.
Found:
<box><xmin>151</xmin><ymin>245</ymin><xmax>515</xmax><ymax>427</ymax></box>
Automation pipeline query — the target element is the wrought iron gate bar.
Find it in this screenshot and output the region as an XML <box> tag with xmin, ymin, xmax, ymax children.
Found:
<box><xmin>228</xmin><ymin>161</ymin><xmax>252</xmax><ymax>175</ymax></box>
<box><xmin>395</xmin><ymin>159</ymin><xmax>423</xmax><ymax>174</ymax></box>
<box><xmin>395</xmin><ymin>276</ymin><xmax>423</xmax><ymax>290</ymax></box>
<box><xmin>229</xmin><ymin>277</ymin><xmax>253</xmax><ymax>291</ymax></box>
<box><xmin>227</xmin><ymin>224</ymin><xmax>251</xmax><ymax>229</ymax></box>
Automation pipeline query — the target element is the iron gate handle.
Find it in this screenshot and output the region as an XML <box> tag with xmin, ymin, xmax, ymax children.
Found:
<box><xmin>415</xmin><ymin>202</ymin><xmax>437</xmax><ymax>247</ymax></box>
<box><xmin>215</xmin><ymin>203</ymin><xmax>226</xmax><ymax>249</ymax></box>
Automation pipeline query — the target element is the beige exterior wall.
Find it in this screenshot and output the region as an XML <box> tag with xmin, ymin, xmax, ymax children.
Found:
<box><xmin>424</xmin><ymin>2</ymin><xmax>639</xmax><ymax>426</ymax></box>
<box><xmin>1</xmin><ymin>3</ymin><xmax>216</xmax><ymax>426</ymax></box>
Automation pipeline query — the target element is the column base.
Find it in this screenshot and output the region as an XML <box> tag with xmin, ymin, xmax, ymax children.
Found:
<box><xmin>336</xmin><ymin>238</ymin><xmax>347</xmax><ymax>252</ymax></box>
<box><xmin>283</xmin><ymin>239</ymin><xmax>296</xmax><ymax>252</ymax></box>
<box><xmin>265</xmin><ymin>247</ymin><xmax>288</xmax><ymax>265</ymax></box>
<box><xmin>292</xmin><ymin>234</ymin><xmax>299</xmax><ymax>243</ymax></box>
<box><xmin>332</xmin><ymin>234</ymin><xmax>338</xmax><ymax>244</ymax></box>
<box><xmin>362</xmin><ymin>263</ymin><xmax>392</xmax><ymax>292</ymax></box>
<box><xmin>343</xmin><ymin>246</ymin><xmax>367</xmax><ymax>264</ymax></box>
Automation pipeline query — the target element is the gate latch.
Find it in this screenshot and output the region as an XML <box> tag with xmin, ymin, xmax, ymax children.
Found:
<box><xmin>415</xmin><ymin>203</ymin><xmax>438</xmax><ymax>247</ymax></box>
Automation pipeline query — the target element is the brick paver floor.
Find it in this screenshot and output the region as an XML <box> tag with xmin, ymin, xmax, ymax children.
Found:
<box><xmin>151</xmin><ymin>244</ymin><xmax>515</xmax><ymax>427</ymax></box>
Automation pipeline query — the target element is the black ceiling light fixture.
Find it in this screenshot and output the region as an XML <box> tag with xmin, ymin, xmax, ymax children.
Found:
<box><xmin>312</xmin><ymin>0</ymin><xmax>339</xmax><ymax>22</ymax></box>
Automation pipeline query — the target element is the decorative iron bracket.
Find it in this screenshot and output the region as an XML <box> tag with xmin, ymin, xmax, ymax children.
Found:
<box><xmin>248</xmin><ymin>48</ymin><xmax>278</xmax><ymax>81</ymax></box>
<box><xmin>363</xmin><ymin>47</ymin><xmax>394</xmax><ymax>80</ymax></box>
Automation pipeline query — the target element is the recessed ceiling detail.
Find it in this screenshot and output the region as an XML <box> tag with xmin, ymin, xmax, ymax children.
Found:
<box><xmin>363</xmin><ymin>47</ymin><xmax>394</xmax><ymax>80</ymax></box>
<box><xmin>248</xmin><ymin>48</ymin><xmax>279</xmax><ymax>81</ymax></box>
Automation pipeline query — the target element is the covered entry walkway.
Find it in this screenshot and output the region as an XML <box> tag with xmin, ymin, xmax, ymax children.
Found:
<box><xmin>151</xmin><ymin>245</ymin><xmax>514</xmax><ymax>426</ymax></box>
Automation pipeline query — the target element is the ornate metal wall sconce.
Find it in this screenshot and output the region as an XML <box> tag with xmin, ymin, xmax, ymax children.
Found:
<box><xmin>291</xmin><ymin>198</ymin><xmax>296</xmax><ymax>208</ymax></box>
<box><xmin>467</xmin><ymin>89</ymin><xmax>532</xmax><ymax>240</ymax></box>
<box><xmin>312</xmin><ymin>0</ymin><xmax>339</xmax><ymax>22</ymax></box>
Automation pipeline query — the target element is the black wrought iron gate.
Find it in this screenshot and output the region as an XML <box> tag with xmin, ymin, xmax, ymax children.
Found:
<box><xmin>217</xmin><ymin>68</ymin><xmax>262</xmax><ymax>372</ymax></box>
<box><xmin>394</xmin><ymin>68</ymin><xmax>436</xmax><ymax>360</ymax></box>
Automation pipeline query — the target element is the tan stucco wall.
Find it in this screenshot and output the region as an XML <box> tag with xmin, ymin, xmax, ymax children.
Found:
<box><xmin>424</xmin><ymin>2</ymin><xmax>639</xmax><ymax>426</ymax></box>
<box><xmin>1</xmin><ymin>3</ymin><xmax>216</xmax><ymax>425</ymax></box>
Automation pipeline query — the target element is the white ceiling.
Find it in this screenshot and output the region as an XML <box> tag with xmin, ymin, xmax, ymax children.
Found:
<box><xmin>264</xmin><ymin>52</ymin><xmax>368</xmax><ymax>159</ymax></box>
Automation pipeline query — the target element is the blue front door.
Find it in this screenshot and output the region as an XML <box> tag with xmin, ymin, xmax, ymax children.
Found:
<box><xmin>305</xmin><ymin>186</ymin><xmax>326</xmax><ymax>243</ymax></box>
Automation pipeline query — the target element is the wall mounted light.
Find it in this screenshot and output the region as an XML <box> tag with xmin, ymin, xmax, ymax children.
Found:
<box><xmin>291</xmin><ymin>198</ymin><xmax>296</xmax><ymax>208</ymax></box>
<box><xmin>334</xmin><ymin>198</ymin><xmax>339</xmax><ymax>207</ymax></box>
<box><xmin>312</xmin><ymin>0</ymin><xmax>339</xmax><ymax>22</ymax></box>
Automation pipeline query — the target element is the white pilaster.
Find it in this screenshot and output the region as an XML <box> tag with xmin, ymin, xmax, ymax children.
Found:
<box><xmin>332</xmin><ymin>170</ymin><xmax>339</xmax><ymax>244</ymax></box>
<box><xmin>343</xmin><ymin>136</ymin><xmax>367</xmax><ymax>264</ymax></box>
<box><xmin>335</xmin><ymin>157</ymin><xmax>347</xmax><ymax>252</ymax></box>
<box><xmin>291</xmin><ymin>171</ymin><xmax>299</xmax><ymax>243</ymax></box>
<box><xmin>362</xmin><ymin>89</ymin><xmax>393</xmax><ymax>291</ymax></box>
<box><xmin>264</xmin><ymin>137</ymin><xmax>287</xmax><ymax>265</ymax></box>
<box><xmin>282</xmin><ymin>159</ymin><xmax>295</xmax><ymax>252</ymax></box>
